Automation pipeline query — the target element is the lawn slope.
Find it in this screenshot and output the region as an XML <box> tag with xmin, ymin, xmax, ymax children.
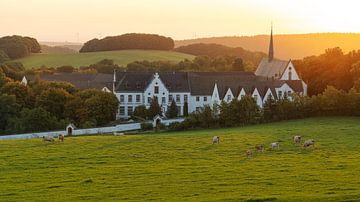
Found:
<box><xmin>13</xmin><ymin>50</ymin><xmax>195</xmax><ymax>69</ymax></box>
<box><xmin>0</xmin><ymin>117</ymin><xmax>360</xmax><ymax>201</ymax></box>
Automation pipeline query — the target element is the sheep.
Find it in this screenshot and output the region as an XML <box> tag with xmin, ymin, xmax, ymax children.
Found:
<box><xmin>212</xmin><ymin>136</ymin><xmax>220</xmax><ymax>144</ymax></box>
<box><xmin>255</xmin><ymin>144</ymin><xmax>264</xmax><ymax>152</ymax></box>
<box><xmin>293</xmin><ymin>135</ymin><xmax>302</xmax><ymax>144</ymax></box>
<box><xmin>43</xmin><ymin>136</ymin><xmax>54</xmax><ymax>142</ymax></box>
<box><xmin>245</xmin><ymin>150</ymin><xmax>253</xmax><ymax>158</ymax></box>
<box><xmin>58</xmin><ymin>134</ymin><xmax>64</xmax><ymax>142</ymax></box>
<box><xmin>270</xmin><ymin>142</ymin><xmax>279</xmax><ymax>150</ymax></box>
<box><xmin>304</xmin><ymin>139</ymin><xmax>315</xmax><ymax>148</ymax></box>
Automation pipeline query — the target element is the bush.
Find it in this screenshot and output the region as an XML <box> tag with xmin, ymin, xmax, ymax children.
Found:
<box><xmin>141</xmin><ymin>122</ymin><xmax>153</xmax><ymax>131</ymax></box>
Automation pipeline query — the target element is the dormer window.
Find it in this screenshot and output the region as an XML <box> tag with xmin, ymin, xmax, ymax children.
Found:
<box><xmin>227</xmin><ymin>95</ymin><xmax>231</xmax><ymax>102</ymax></box>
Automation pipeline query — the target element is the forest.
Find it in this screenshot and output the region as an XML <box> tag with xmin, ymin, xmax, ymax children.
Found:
<box><xmin>79</xmin><ymin>33</ymin><xmax>174</xmax><ymax>52</ymax></box>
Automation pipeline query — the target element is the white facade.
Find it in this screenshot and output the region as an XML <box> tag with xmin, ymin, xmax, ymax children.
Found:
<box><xmin>280</xmin><ymin>61</ymin><xmax>300</xmax><ymax>81</ymax></box>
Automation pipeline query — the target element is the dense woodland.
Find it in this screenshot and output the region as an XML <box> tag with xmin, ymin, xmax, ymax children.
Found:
<box><xmin>294</xmin><ymin>47</ymin><xmax>360</xmax><ymax>95</ymax></box>
<box><xmin>79</xmin><ymin>33</ymin><xmax>174</xmax><ymax>52</ymax></box>
<box><xmin>0</xmin><ymin>69</ymin><xmax>119</xmax><ymax>134</ymax></box>
<box><xmin>0</xmin><ymin>36</ymin><xmax>40</xmax><ymax>60</ymax></box>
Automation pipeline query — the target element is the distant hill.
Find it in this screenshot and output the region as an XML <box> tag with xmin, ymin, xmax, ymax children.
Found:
<box><xmin>13</xmin><ymin>50</ymin><xmax>194</xmax><ymax>69</ymax></box>
<box><xmin>40</xmin><ymin>41</ymin><xmax>83</xmax><ymax>52</ymax></box>
<box><xmin>40</xmin><ymin>45</ymin><xmax>77</xmax><ymax>54</ymax></box>
<box><xmin>174</xmin><ymin>43</ymin><xmax>266</xmax><ymax>66</ymax></box>
<box><xmin>175</xmin><ymin>33</ymin><xmax>360</xmax><ymax>59</ymax></box>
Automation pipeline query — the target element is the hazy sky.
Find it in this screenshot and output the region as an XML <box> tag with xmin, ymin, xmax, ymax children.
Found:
<box><xmin>1</xmin><ymin>0</ymin><xmax>360</xmax><ymax>42</ymax></box>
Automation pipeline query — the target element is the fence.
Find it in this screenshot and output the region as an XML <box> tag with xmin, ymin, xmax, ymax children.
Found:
<box><xmin>0</xmin><ymin>118</ymin><xmax>184</xmax><ymax>141</ymax></box>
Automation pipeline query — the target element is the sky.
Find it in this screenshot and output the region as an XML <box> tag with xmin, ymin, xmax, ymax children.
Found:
<box><xmin>1</xmin><ymin>0</ymin><xmax>360</xmax><ymax>42</ymax></box>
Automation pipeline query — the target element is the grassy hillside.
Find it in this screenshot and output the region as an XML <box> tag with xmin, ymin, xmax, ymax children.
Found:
<box><xmin>175</xmin><ymin>33</ymin><xmax>360</xmax><ymax>60</ymax></box>
<box><xmin>1</xmin><ymin>117</ymin><xmax>360</xmax><ymax>201</ymax></box>
<box><xmin>13</xmin><ymin>50</ymin><xmax>195</xmax><ymax>69</ymax></box>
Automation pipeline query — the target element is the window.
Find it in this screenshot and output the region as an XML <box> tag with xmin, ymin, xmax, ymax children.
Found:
<box><xmin>278</xmin><ymin>91</ymin><xmax>283</xmax><ymax>98</ymax></box>
<box><xmin>154</xmin><ymin>86</ymin><xmax>159</xmax><ymax>94</ymax></box>
<box><xmin>169</xmin><ymin>94</ymin><xmax>173</xmax><ymax>102</ymax></box>
<box><xmin>288</xmin><ymin>91</ymin><xmax>292</xmax><ymax>96</ymax></box>
<box><xmin>136</xmin><ymin>95</ymin><xmax>140</xmax><ymax>102</ymax></box>
<box><xmin>254</xmin><ymin>95</ymin><xmax>258</xmax><ymax>101</ymax></box>
<box><xmin>128</xmin><ymin>95</ymin><xmax>133</xmax><ymax>102</ymax></box>
<box><xmin>176</xmin><ymin>95</ymin><xmax>180</xmax><ymax>102</ymax></box>
<box><xmin>119</xmin><ymin>106</ymin><xmax>125</xmax><ymax>115</ymax></box>
<box><xmin>196</xmin><ymin>96</ymin><xmax>200</xmax><ymax>102</ymax></box>
<box><xmin>288</xmin><ymin>71</ymin><xmax>292</xmax><ymax>80</ymax></box>
<box><xmin>227</xmin><ymin>95</ymin><xmax>231</xmax><ymax>102</ymax></box>
<box><xmin>184</xmin><ymin>95</ymin><xmax>188</xmax><ymax>102</ymax></box>
<box><xmin>162</xmin><ymin>97</ymin><xmax>166</xmax><ymax>104</ymax></box>
<box><xmin>204</xmin><ymin>96</ymin><xmax>207</xmax><ymax>102</ymax></box>
<box><xmin>147</xmin><ymin>97</ymin><xmax>151</xmax><ymax>103</ymax></box>
<box><xmin>120</xmin><ymin>95</ymin><xmax>124</xmax><ymax>102</ymax></box>
<box><xmin>127</xmin><ymin>106</ymin><xmax>133</xmax><ymax>116</ymax></box>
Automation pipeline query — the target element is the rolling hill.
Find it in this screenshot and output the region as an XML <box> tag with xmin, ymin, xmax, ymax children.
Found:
<box><xmin>13</xmin><ymin>50</ymin><xmax>195</xmax><ymax>69</ymax></box>
<box><xmin>175</xmin><ymin>33</ymin><xmax>360</xmax><ymax>59</ymax></box>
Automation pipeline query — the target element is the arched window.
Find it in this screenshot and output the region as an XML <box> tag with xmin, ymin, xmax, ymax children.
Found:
<box><xmin>288</xmin><ymin>66</ymin><xmax>292</xmax><ymax>80</ymax></box>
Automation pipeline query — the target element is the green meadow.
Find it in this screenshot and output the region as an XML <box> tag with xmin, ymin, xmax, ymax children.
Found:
<box><xmin>13</xmin><ymin>50</ymin><xmax>195</xmax><ymax>69</ymax></box>
<box><xmin>1</xmin><ymin>117</ymin><xmax>360</xmax><ymax>201</ymax></box>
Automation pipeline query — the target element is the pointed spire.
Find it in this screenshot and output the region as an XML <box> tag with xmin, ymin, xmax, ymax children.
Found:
<box><xmin>268</xmin><ymin>23</ymin><xmax>274</xmax><ymax>62</ymax></box>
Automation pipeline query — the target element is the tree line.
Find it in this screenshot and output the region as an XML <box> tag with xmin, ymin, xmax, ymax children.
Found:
<box><xmin>79</xmin><ymin>33</ymin><xmax>174</xmax><ymax>52</ymax></box>
<box><xmin>0</xmin><ymin>69</ymin><xmax>119</xmax><ymax>135</ymax></box>
<box><xmin>0</xmin><ymin>35</ymin><xmax>40</xmax><ymax>60</ymax></box>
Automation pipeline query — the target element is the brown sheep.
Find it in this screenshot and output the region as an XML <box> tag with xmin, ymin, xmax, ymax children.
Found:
<box><xmin>58</xmin><ymin>134</ymin><xmax>64</xmax><ymax>142</ymax></box>
<box><xmin>255</xmin><ymin>144</ymin><xmax>264</xmax><ymax>152</ymax></box>
<box><xmin>245</xmin><ymin>150</ymin><xmax>253</xmax><ymax>158</ymax></box>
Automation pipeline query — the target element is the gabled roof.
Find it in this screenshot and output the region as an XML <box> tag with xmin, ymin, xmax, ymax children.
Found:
<box><xmin>285</xmin><ymin>80</ymin><xmax>304</xmax><ymax>92</ymax></box>
<box><xmin>255</xmin><ymin>58</ymin><xmax>290</xmax><ymax>79</ymax></box>
<box><xmin>26</xmin><ymin>73</ymin><xmax>113</xmax><ymax>90</ymax></box>
<box><xmin>114</xmin><ymin>72</ymin><xmax>190</xmax><ymax>92</ymax></box>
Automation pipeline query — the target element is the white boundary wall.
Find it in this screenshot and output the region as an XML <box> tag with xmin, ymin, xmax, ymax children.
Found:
<box><xmin>0</xmin><ymin>118</ymin><xmax>184</xmax><ymax>141</ymax></box>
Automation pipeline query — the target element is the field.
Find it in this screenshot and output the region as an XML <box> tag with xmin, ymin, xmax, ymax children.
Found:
<box><xmin>13</xmin><ymin>50</ymin><xmax>195</xmax><ymax>69</ymax></box>
<box><xmin>1</xmin><ymin>117</ymin><xmax>360</xmax><ymax>201</ymax></box>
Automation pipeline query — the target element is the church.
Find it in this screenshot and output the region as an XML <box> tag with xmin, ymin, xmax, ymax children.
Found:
<box><xmin>113</xmin><ymin>28</ymin><xmax>307</xmax><ymax>119</ymax></box>
<box><xmin>22</xmin><ymin>28</ymin><xmax>307</xmax><ymax>119</ymax></box>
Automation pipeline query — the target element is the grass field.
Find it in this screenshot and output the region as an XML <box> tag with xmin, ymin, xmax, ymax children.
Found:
<box><xmin>13</xmin><ymin>50</ymin><xmax>195</xmax><ymax>69</ymax></box>
<box><xmin>1</xmin><ymin>117</ymin><xmax>360</xmax><ymax>201</ymax></box>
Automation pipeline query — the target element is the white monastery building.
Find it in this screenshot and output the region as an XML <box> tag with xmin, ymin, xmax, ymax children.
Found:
<box><xmin>23</xmin><ymin>28</ymin><xmax>307</xmax><ymax>119</ymax></box>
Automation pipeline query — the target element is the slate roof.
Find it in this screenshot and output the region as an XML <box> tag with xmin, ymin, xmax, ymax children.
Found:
<box><xmin>114</xmin><ymin>71</ymin><xmax>190</xmax><ymax>92</ymax></box>
<box><xmin>26</xmin><ymin>73</ymin><xmax>113</xmax><ymax>90</ymax></box>
<box><xmin>255</xmin><ymin>58</ymin><xmax>290</xmax><ymax>79</ymax></box>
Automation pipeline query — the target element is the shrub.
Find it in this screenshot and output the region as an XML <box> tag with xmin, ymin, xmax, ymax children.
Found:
<box><xmin>141</xmin><ymin>122</ymin><xmax>153</xmax><ymax>131</ymax></box>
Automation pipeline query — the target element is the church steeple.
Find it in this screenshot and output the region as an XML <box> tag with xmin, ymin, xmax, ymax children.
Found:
<box><xmin>268</xmin><ymin>24</ymin><xmax>274</xmax><ymax>62</ymax></box>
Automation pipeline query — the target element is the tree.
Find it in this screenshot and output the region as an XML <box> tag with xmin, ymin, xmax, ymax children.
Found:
<box><xmin>36</xmin><ymin>88</ymin><xmax>73</xmax><ymax>119</ymax></box>
<box><xmin>166</xmin><ymin>100</ymin><xmax>178</xmax><ymax>118</ymax></box>
<box><xmin>232</xmin><ymin>57</ymin><xmax>244</xmax><ymax>71</ymax></box>
<box><xmin>0</xmin><ymin>50</ymin><xmax>10</xmax><ymax>64</ymax></box>
<box><xmin>0</xmin><ymin>94</ymin><xmax>19</xmax><ymax>131</ymax></box>
<box><xmin>133</xmin><ymin>105</ymin><xmax>148</xmax><ymax>120</ymax></box>
<box><xmin>183</xmin><ymin>101</ymin><xmax>189</xmax><ymax>117</ymax></box>
<box><xmin>1</xmin><ymin>81</ymin><xmax>32</xmax><ymax>109</ymax></box>
<box><xmin>84</xmin><ymin>92</ymin><xmax>119</xmax><ymax>126</ymax></box>
<box><xmin>237</xmin><ymin>95</ymin><xmax>261</xmax><ymax>124</ymax></box>
<box><xmin>56</xmin><ymin>65</ymin><xmax>75</xmax><ymax>73</ymax></box>
<box><xmin>147</xmin><ymin>96</ymin><xmax>162</xmax><ymax>119</ymax></box>
<box><xmin>9</xmin><ymin>107</ymin><xmax>60</xmax><ymax>133</ymax></box>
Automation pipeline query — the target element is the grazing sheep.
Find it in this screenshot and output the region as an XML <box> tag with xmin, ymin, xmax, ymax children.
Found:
<box><xmin>212</xmin><ymin>136</ymin><xmax>220</xmax><ymax>144</ymax></box>
<box><xmin>58</xmin><ymin>134</ymin><xmax>64</xmax><ymax>142</ymax></box>
<box><xmin>255</xmin><ymin>144</ymin><xmax>264</xmax><ymax>152</ymax></box>
<box><xmin>293</xmin><ymin>135</ymin><xmax>302</xmax><ymax>144</ymax></box>
<box><xmin>304</xmin><ymin>139</ymin><xmax>315</xmax><ymax>148</ymax></box>
<box><xmin>245</xmin><ymin>150</ymin><xmax>253</xmax><ymax>158</ymax></box>
<box><xmin>270</xmin><ymin>142</ymin><xmax>279</xmax><ymax>150</ymax></box>
<box><xmin>43</xmin><ymin>136</ymin><xmax>54</xmax><ymax>142</ymax></box>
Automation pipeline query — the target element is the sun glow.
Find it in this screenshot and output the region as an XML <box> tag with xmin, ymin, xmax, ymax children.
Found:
<box><xmin>0</xmin><ymin>0</ymin><xmax>360</xmax><ymax>42</ymax></box>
